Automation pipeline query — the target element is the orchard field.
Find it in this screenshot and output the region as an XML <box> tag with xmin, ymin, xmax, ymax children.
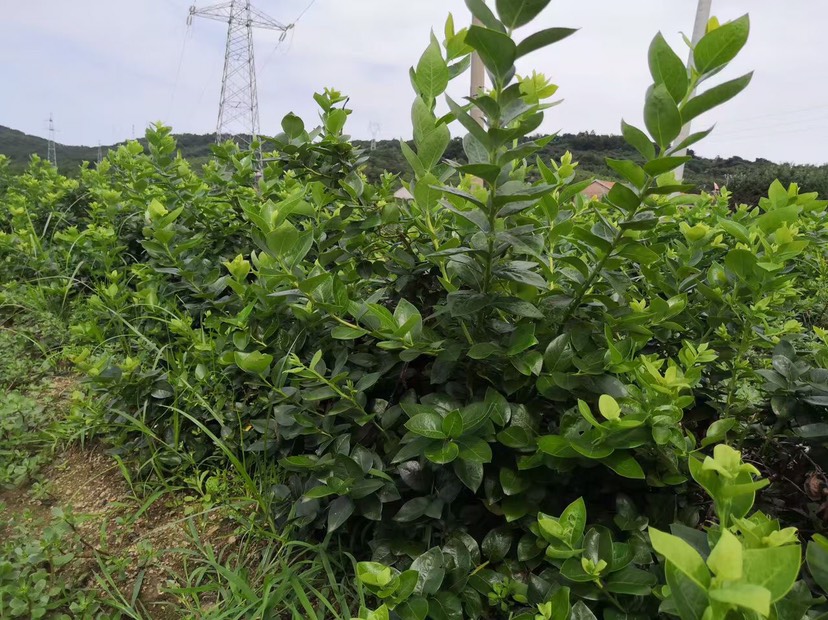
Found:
<box><xmin>2</xmin><ymin>2</ymin><xmax>828</xmax><ymax>619</ymax></box>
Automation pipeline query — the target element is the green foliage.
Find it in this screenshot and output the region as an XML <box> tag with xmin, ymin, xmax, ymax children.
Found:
<box><xmin>3</xmin><ymin>2</ymin><xmax>828</xmax><ymax>619</ymax></box>
<box><xmin>651</xmin><ymin>448</ymin><xmax>807</xmax><ymax>620</ymax></box>
<box><xmin>0</xmin><ymin>508</ymin><xmax>108</xmax><ymax>619</ymax></box>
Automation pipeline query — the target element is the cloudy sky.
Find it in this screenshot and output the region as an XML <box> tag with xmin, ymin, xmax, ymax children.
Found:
<box><xmin>2</xmin><ymin>1</ymin><xmax>826</xmax><ymax>164</ymax></box>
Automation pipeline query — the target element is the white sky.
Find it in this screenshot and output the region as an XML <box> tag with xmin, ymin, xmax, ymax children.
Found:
<box><xmin>2</xmin><ymin>1</ymin><xmax>826</xmax><ymax>164</ymax></box>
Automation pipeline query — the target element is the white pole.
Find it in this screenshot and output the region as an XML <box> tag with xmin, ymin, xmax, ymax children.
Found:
<box><xmin>675</xmin><ymin>0</ymin><xmax>712</xmax><ymax>181</ymax></box>
<box><xmin>470</xmin><ymin>16</ymin><xmax>485</xmax><ymax>128</ymax></box>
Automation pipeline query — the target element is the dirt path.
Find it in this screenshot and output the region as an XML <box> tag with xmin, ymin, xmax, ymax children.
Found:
<box><xmin>1</xmin><ymin>444</ymin><xmax>243</xmax><ymax>618</ymax></box>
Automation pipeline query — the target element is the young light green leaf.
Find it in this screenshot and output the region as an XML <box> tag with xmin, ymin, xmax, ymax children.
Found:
<box><xmin>706</xmin><ymin>528</ymin><xmax>742</xmax><ymax>581</ymax></box>
<box><xmin>709</xmin><ymin>584</ymin><xmax>771</xmax><ymax>617</ymax></box>
<box><xmin>598</xmin><ymin>394</ymin><xmax>621</xmax><ymax>420</ymax></box>
<box><xmin>742</xmin><ymin>545</ymin><xmax>801</xmax><ymax>602</ymax></box>
<box><xmin>649</xmin><ymin>527</ymin><xmax>711</xmax><ymax>588</ymax></box>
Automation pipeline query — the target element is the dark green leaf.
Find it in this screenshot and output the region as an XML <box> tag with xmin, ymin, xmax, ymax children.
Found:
<box><xmin>327</xmin><ymin>496</ymin><xmax>355</xmax><ymax>533</ymax></box>
<box><xmin>644</xmin><ymin>156</ymin><xmax>692</xmax><ymax>176</ymax></box>
<box><xmin>682</xmin><ymin>73</ymin><xmax>753</xmax><ymax>124</ymax></box>
<box><xmin>405</xmin><ymin>413</ymin><xmax>447</xmax><ymax>439</ymax></box>
<box><xmin>648</xmin><ymin>32</ymin><xmax>688</xmax><ymax>102</ymax></box>
<box><xmin>496</xmin><ymin>0</ymin><xmax>552</xmax><ymax>29</ymax></box>
<box><xmin>482</xmin><ymin>528</ymin><xmax>513</xmax><ymax>562</ymax></box>
<box><xmin>453</xmin><ymin>459</ymin><xmax>484</xmax><ymax>492</ymax></box>
<box><xmin>465</xmin><ymin>26</ymin><xmax>517</xmax><ymax>84</ymax></box>
<box><xmin>621</xmin><ymin>120</ymin><xmax>655</xmax><ymax>161</ymax></box>
<box><xmin>644</xmin><ymin>83</ymin><xmax>682</xmax><ymax>149</ymax></box>
<box><xmin>394</xmin><ymin>497</ymin><xmax>431</xmax><ymax>522</ymax></box>
<box><xmin>516</xmin><ymin>27</ymin><xmax>578</xmax><ymax>58</ymax></box>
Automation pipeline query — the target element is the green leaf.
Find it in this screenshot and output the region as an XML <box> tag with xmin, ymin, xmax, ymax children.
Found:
<box><xmin>415</xmin><ymin>39</ymin><xmax>449</xmax><ymax>101</ymax></box>
<box><xmin>507</xmin><ymin>323</ymin><xmax>538</xmax><ymax>356</ymax></box>
<box><xmin>606</xmin><ymin>158</ymin><xmax>646</xmax><ymax>189</ymax></box>
<box><xmin>460</xmin><ymin>402</ymin><xmax>493</xmax><ymax>433</ymax></box>
<box><xmin>693</xmin><ymin>15</ymin><xmax>750</xmax><ymax>75</ymax></box>
<box><xmin>709</xmin><ymin>584</ymin><xmax>771</xmax><ymax>616</ymax></box>
<box><xmin>601</xmin><ymin>453</ymin><xmax>645</xmax><ymax>480</ymax></box>
<box><xmin>706</xmin><ymin>528</ymin><xmax>742</xmax><ymax>581</ymax></box>
<box><xmin>807</xmin><ymin>536</ymin><xmax>828</xmax><ymax>593</ymax></box>
<box><xmin>649</xmin><ymin>527</ymin><xmax>711</xmax><ymax>589</ymax></box>
<box><xmin>570</xmin><ymin>601</ymin><xmax>598</xmax><ymax>620</ymax></box>
<box><xmin>495</xmin><ymin>0</ymin><xmax>552</xmax><ymax>29</ymax></box>
<box><xmin>397</xmin><ymin>598</ymin><xmax>429</xmax><ymax>620</ymax></box>
<box><xmin>425</xmin><ymin>441</ymin><xmax>460</xmax><ymax>464</ymax></box>
<box><xmin>621</xmin><ymin>120</ymin><xmax>655</xmax><ymax>160</ymax></box>
<box><xmin>717</xmin><ymin>219</ymin><xmax>751</xmax><ymax>244</ymax></box>
<box><xmin>468</xmin><ymin>343</ymin><xmax>501</xmax><ymax>360</ymax></box>
<box><xmin>456</xmin><ymin>163</ymin><xmax>501</xmax><ymax>184</ymax></box>
<box><xmin>331</xmin><ymin>325</ymin><xmax>368</xmax><ymax>340</ymax></box>
<box><xmin>665</xmin><ymin>563</ymin><xmax>708</xmax><ymax>620</ymax></box>
<box><xmin>607</xmin><ymin>182</ymin><xmax>640</xmax><ymax>212</ymax></box>
<box><xmin>543</xmin><ymin>334</ymin><xmax>572</xmax><ymax>372</ymax></box>
<box><xmin>464</xmin><ymin>0</ymin><xmax>503</xmax><ymax>32</ymax></box>
<box><xmin>266</xmin><ymin>222</ymin><xmax>313</xmax><ymax>266</ymax></box>
<box><xmin>516</xmin><ymin>27</ymin><xmax>578</xmax><ymax>58</ymax></box>
<box><xmin>643</xmin><ymin>156</ymin><xmax>692</xmax><ymax>176</ymax></box>
<box><xmin>442</xmin><ymin>410</ymin><xmax>464</xmax><ymax>439</ymax></box>
<box><xmin>446</xmin><ymin>96</ymin><xmax>491</xmax><ymax>149</ymax></box>
<box><xmin>281</xmin><ymin>112</ymin><xmax>305</xmax><ymax>138</ymax></box>
<box><xmin>669</xmin><ymin>126</ymin><xmax>714</xmax><ymax>153</ymax></box>
<box><xmin>648</xmin><ymin>33</ymin><xmax>688</xmax><ymax>102</ymax></box>
<box><xmin>429</xmin><ymin>591</ymin><xmax>463</xmax><ymax>620</ymax></box>
<box><xmin>395</xmin><ymin>497</ymin><xmax>431</xmax><ymax>522</ymax></box>
<box><xmin>465</xmin><ymin>26</ymin><xmax>516</xmax><ymax>84</ymax></box>
<box><xmin>453</xmin><ymin>459</ymin><xmax>483</xmax><ymax>492</ymax></box>
<box><xmin>743</xmin><ymin>545</ymin><xmax>802</xmax><ymax>602</ymax></box>
<box><xmin>234</xmin><ymin>351</ymin><xmax>273</xmax><ymax>375</ymax></box>
<box><xmin>499</xmin><ymin>468</ymin><xmax>528</xmax><ymax>496</ymax></box>
<box><xmin>405</xmin><ymin>413</ymin><xmax>447</xmax><ymax>439</ymax></box>
<box><xmin>606</xmin><ymin>565</ymin><xmax>657</xmax><ymax>596</ymax></box>
<box><xmin>537</xmin><ymin>434</ymin><xmax>577</xmax><ymax>458</ymax></box>
<box><xmin>644</xmin><ymin>83</ymin><xmax>682</xmax><ymax>149</ymax></box>
<box><xmin>598</xmin><ymin>394</ymin><xmax>621</xmax><ymax>421</ymax></box>
<box><xmin>682</xmin><ymin>73</ymin><xmax>753</xmax><ymax>124</ymax></box>
<box><xmin>411</xmin><ymin>547</ymin><xmax>445</xmax><ymax>595</ymax></box>
<box><xmin>458</xmin><ymin>436</ymin><xmax>493</xmax><ymax>463</ymax></box>
<box><xmin>327</xmin><ymin>496</ymin><xmax>355</xmax><ymax>533</ymax></box>
<box><xmin>482</xmin><ymin>528</ymin><xmax>513</xmax><ymax>562</ymax></box>
<box><xmin>418</xmin><ymin>122</ymin><xmax>451</xmax><ymax>171</ymax></box>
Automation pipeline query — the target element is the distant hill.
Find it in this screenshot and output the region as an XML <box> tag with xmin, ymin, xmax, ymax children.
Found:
<box><xmin>3</xmin><ymin>125</ymin><xmax>827</xmax><ymax>206</ymax></box>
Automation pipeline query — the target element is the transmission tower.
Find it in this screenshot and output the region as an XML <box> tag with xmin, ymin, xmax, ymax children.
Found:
<box><xmin>188</xmin><ymin>1</ymin><xmax>293</xmax><ymax>146</ymax></box>
<box><xmin>47</xmin><ymin>113</ymin><xmax>57</xmax><ymax>168</ymax></box>
<box><xmin>97</xmin><ymin>141</ymin><xmax>103</xmax><ymax>164</ymax></box>
<box><xmin>368</xmin><ymin>121</ymin><xmax>381</xmax><ymax>151</ymax></box>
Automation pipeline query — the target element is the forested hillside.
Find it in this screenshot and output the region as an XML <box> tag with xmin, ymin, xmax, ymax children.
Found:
<box><xmin>3</xmin><ymin>124</ymin><xmax>827</xmax><ymax>205</ymax></box>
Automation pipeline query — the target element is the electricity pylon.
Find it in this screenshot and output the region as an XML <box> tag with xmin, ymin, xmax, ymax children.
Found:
<box><xmin>368</xmin><ymin>121</ymin><xmax>381</xmax><ymax>151</ymax></box>
<box><xmin>47</xmin><ymin>113</ymin><xmax>57</xmax><ymax>168</ymax></box>
<box><xmin>188</xmin><ymin>1</ymin><xmax>293</xmax><ymax>146</ymax></box>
